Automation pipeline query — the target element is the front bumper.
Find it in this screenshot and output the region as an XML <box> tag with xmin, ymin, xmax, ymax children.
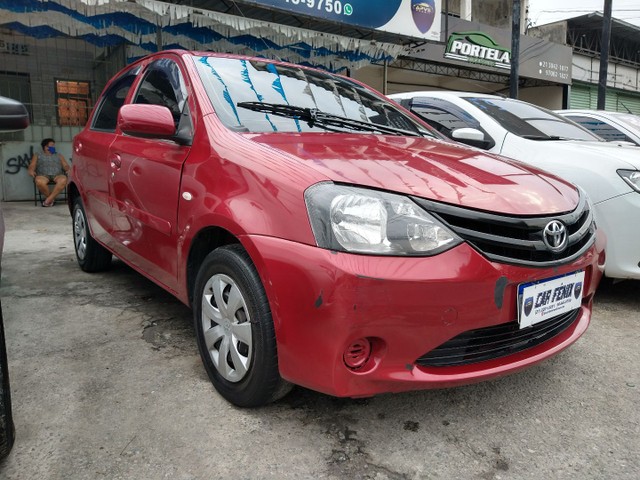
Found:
<box><xmin>596</xmin><ymin>192</ymin><xmax>640</xmax><ymax>279</ymax></box>
<box><xmin>243</xmin><ymin>231</ymin><xmax>605</xmax><ymax>398</ymax></box>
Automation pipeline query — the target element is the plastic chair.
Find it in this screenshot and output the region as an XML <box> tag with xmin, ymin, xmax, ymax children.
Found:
<box><xmin>33</xmin><ymin>178</ymin><xmax>67</xmax><ymax>206</ymax></box>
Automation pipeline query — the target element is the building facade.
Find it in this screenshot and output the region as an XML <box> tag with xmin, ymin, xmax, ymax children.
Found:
<box><xmin>530</xmin><ymin>13</ymin><xmax>640</xmax><ymax>113</ymax></box>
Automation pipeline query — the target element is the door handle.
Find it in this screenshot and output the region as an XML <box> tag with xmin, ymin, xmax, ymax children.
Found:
<box><xmin>109</xmin><ymin>154</ymin><xmax>122</xmax><ymax>170</ymax></box>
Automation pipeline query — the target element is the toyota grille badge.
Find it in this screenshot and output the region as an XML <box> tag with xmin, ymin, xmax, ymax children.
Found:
<box><xmin>543</xmin><ymin>220</ymin><xmax>568</xmax><ymax>252</ymax></box>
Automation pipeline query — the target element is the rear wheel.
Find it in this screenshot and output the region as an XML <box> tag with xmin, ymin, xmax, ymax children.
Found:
<box><xmin>72</xmin><ymin>197</ymin><xmax>112</xmax><ymax>272</ymax></box>
<box><xmin>193</xmin><ymin>245</ymin><xmax>291</xmax><ymax>407</ymax></box>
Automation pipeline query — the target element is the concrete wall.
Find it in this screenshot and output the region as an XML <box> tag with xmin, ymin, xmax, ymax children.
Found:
<box><xmin>1</xmin><ymin>127</ymin><xmax>78</xmax><ymax>201</ymax></box>
<box><xmin>0</xmin><ymin>33</ymin><xmax>102</xmax><ymax>127</ymax></box>
<box><xmin>472</xmin><ymin>0</ymin><xmax>512</xmax><ymax>30</ymax></box>
<box><xmin>470</xmin><ymin>0</ymin><xmax>528</xmax><ymax>32</ymax></box>
<box><xmin>0</xmin><ymin>33</ymin><xmax>118</xmax><ymax>200</ymax></box>
<box><xmin>528</xmin><ymin>23</ymin><xmax>568</xmax><ymax>45</ymax></box>
<box><xmin>573</xmin><ymin>54</ymin><xmax>640</xmax><ymax>92</ymax></box>
<box><xmin>518</xmin><ymin>86</ymin><xmax>565</xmax><ymax>109</ymax></box>
<box><xmin>353</xmin><ymin>65</ymin><xmax>385</xmax><ymax>94</ymax></box>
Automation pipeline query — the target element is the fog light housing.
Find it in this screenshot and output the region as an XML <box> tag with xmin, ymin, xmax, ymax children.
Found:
<box><xmin>343</xmin><ymin>338</ymin><xmax>372</xmax><ymax>370</ymax></box>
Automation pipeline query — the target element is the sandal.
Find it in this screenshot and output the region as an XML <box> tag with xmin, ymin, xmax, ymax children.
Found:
<box><xmin>42</xmin><ymin>200</ymin><xmax>53</xmax><ymax>207</ymax></box>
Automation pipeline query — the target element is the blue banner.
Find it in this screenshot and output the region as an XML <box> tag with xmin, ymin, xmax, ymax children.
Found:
<box><xmin>237</xmin><ymin>0</ymin><xmax>441</xmax><ymax>40</ymax></box>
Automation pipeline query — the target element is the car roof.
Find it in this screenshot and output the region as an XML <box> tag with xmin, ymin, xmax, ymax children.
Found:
<box><xmin>389</xmin><ymin>91</ymin><xmax>503</xmax><ymax>100</ymax></box>
<box><xmin>556</xmin><ymin>109</ymin><xmax>630</xmax><ymax>118</ymax></box>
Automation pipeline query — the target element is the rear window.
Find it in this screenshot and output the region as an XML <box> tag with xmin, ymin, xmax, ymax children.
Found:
<box><xmin>192</xmin><ymin>56</ymin><xmax>431</xmax><ymax>136</ymax></box>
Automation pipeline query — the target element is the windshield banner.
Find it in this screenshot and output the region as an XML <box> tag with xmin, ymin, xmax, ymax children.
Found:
<box><xmin>236</xmin><ymin>0</ymin><xmax>441</xmax><ymax>40</ymax></box>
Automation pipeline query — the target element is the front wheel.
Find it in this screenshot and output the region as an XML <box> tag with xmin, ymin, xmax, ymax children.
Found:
<box><xmin>193</xmin><ymin>245</ymin><xmax>291</xmax><ymax>407</ymax></box>
<box><xmin>72</xmin><ymin>197</ymin><xmax>112</xmax><ymax>272</ymax></box>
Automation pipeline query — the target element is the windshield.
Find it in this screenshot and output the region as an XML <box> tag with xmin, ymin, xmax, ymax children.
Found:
<box><xmin>466</xmin><ymin>97</ymin><xmax>601</xmax><ymax>141</ymax></box>
<box><xmin>193</xmin><ymin>55</ymin><xmax>432</xmax><ymax>137</ymax></box>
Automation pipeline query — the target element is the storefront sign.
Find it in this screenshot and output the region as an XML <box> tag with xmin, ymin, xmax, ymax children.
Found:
<box><xmin>444</xmin><ymin>32</ymin><xmax>510</xmax><ymax>70</ymax></box>
<box><xmin>236</xmin><ymin>0</ymin><xmax>441</xmax><ymax>40</ymax></box>
<box><xmin>410</xmin><ymin>17</ymin><xmax>572</xmax><ymax>85</ymax></box>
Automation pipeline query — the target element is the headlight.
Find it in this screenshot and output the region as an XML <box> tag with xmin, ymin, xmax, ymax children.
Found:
<box><xmin>304</xmin><ymin>183</ymin><xmax>462</xmax><ymax>256</ymax></box>
<box><xmin>618</xmin><ymin>169</ymin><xmax>640</xmax><ymax>192</ymax></box>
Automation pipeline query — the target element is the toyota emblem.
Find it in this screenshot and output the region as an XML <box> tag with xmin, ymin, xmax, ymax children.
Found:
<box><xmin>543</xmin><ymin>220</ymin><xmax>568</xmax><ymax>252</ymax></box>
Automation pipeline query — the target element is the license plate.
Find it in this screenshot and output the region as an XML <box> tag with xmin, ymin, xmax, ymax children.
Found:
<box><xmin>517</xmin><ymin>271</ymin><xmax>585</xmax><ymax>329</ymax></box>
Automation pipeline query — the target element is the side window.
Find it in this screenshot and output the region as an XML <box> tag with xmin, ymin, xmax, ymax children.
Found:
<box><xmin>92</xmin><ymin>74</ymin><xmax>136</xmax><ymax>131</ymax></box>
<box><xmin>133</xmin><ymin>59</ymin><xmax>190</xmax><ymax>131</ymax></box>
<box><xmin>565</xmin><ymin>115</ymin><xmax>632</xmax><ymax>143</ymax></box>
<box><xmin>406</xmin><ymin>98</ymin><xmax>495</xmax><ymax>149</ymax></box>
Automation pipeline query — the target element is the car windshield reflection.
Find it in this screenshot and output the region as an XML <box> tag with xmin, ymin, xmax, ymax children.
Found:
<box><xmin>193</xmin><ymin>56</ymin><xmax>432</xmax><ymax>137</ymax></box>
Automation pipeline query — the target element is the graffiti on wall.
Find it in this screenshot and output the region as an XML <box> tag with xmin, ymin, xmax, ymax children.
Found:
<box><xmin>5</xmin><ymin>146</ymin><xmax>33</xmax><ymax>174</ymax></box>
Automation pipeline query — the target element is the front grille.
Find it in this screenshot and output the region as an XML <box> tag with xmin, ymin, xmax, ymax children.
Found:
<box><xmin>412</xmin><ymin>194</ymin><xmax>596</xmax><ymax>267</ymax></box>
<box><xmin>415</xmin><ymin>309</ymin><xmax>580</xmax><ymax>367</ymax></box>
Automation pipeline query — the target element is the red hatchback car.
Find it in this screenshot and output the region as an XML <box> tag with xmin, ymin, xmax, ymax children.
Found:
<box><xmin>69</xmin><ymin>51</ymin><xmax>605</xmax><ymax>407</ymax></box>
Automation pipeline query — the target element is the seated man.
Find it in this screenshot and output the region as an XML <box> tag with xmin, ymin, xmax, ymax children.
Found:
<box><xmin>28</xmin><ymin>138</ymin><xmax>70</xmax><ymax>207</ymax></box>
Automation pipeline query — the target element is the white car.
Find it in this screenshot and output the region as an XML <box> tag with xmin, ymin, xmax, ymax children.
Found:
<box><xmin>389</xmin><ymin>91</ymin><xmax>640</xmax><ymax>281</ymax></box>
<box><xmin>556</xmin><ymin>109</ymin><xmax>640</xmax><ymax>146</ymax></box>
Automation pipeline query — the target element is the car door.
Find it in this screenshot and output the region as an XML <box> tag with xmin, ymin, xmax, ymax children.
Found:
<box><xmin>108</xmin><ymin>56</ymin><xmax>193</xmax><ymax>291</ymax></box>
<box><xmin>73</xmin><ymin>69</ymin><xmax>139</xmax><ymax>248</ymax></box>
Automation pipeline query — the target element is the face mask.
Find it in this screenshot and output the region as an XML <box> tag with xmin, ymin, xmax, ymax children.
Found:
<box><xmin>47</xmin><ymin>146</ymin><xmax>56</xmax><ymax>154</ymax></box>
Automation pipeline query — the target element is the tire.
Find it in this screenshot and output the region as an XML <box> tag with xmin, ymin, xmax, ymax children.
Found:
<box><xmin>72</xmin><ymin>197</ymin><xmax>112</xmax><ymax>272</ymax></box>
<box><xmin>0</xmin><ymin>301</ymin><xmax>15</xmax><ymax>460</ymax></box>
<box><xmin>193</xmin><ymin>245</ymin><xmax>291</xmax><ymax>407</ymax></box>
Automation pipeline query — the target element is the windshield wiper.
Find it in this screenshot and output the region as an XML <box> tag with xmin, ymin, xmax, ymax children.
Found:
<box><xmin>237</xmin><ymin>101</ymin><xmax>424</xmax><ymax>137</ymax></box>
<box><xmin>521</xmin><ymin>135</ymin><xmax>571</xmax><ymax>141</ymax></box>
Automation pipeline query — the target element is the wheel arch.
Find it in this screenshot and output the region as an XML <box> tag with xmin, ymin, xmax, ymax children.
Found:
<box><xmin>186</xmin><ymin>226</ymin><xmax>241</xmax><ymax>306</ymax></box>
<box><xmin>67</xmin><ymin>181</ymin><xmax>81</xmax><ymax>215</ymax></box>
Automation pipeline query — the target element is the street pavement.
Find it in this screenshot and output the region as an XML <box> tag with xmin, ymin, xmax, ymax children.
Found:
<box><xmin>0</xmin><ymin>201</ymin><xmax>638</xmax><ymax>479</ymax></box>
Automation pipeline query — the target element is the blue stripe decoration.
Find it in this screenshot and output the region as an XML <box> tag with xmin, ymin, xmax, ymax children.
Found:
<box><xmin>0</xmin><ymin>0</ymin><xmax>157</xmax><ymax>36</ymax></box>
<box><xmin>0</xmin><ymin>1</ymin><xmax>401</xmax><ymax>72</ymax></box>
<box><xmin>266</xmin><ymin>64</ymin><xmax>301</xmax><ymax>132</ymax></box>
<box><xmin>198</xmin><ymin>57</ymin><xmax>243</xmax><ymax>126</ymax></box>
<box><xmin>240</xmin><ymin>59</ymin><xmax>278</xmax><ymax>131</ymax></box>
<box><xmin>163</xmin><ymin>25</ymin><xmax>225</xmax><ymax>44</ymax></box>
<box><xmin>1</xmin><ymin>22</ymin><xmax>128</xmax><ymax>47</ymax></box>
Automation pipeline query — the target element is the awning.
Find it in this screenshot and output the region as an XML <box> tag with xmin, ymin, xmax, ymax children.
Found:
<box><xmin>0</xmin><ymin>0</ymin><xmax>407</xmax><ymax>71</ymax></box>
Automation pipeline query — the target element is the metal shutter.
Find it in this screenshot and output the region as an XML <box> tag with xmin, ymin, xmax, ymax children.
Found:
<box><xmin>570</xmin><ymin>84</ymin><xmax>595</xmax><ymax>109</ymax></box>
<box><xmin>616</xmin><ymin>93</ymin><xmax>640</xmax><ymax>114</ymax></box>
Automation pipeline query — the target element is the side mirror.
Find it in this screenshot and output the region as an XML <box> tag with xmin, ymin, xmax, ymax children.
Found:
<box><xmin>451</xmin><ymin>127</ymin><xmax>492</xmax><ymax>149</ymax></box>
<box><xmin>118</xmin><ymin>104</ymin><xmax>177</xmax><ymax>139</ymax></box>
<box><xmin>118</xmin><ymin>104</ymin><xmax>192</xmax><ymax>146</ymax></box>
<box><xmin>0</xmin><ymin>96</ymin><xmax>30</xmax><ymax>131</ymax></box>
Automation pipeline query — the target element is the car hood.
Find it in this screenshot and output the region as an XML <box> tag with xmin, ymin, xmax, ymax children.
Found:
<box><xmin>554</xmin><ymin>140</ymin><xmax>640</xmax><ymax>168</ymax></box>
<box><xmin>249</xmin><ymin>133</ymin><xmax>580</xmax><ymax>215</ymax></box>
<box><xmin>500</xmin><ymin>136</ymin><xmax>640</xmax><ymax>203</ymax></box>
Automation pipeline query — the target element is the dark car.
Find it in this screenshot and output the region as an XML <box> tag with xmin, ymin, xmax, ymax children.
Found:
<box><xmin>0</xmin><ymin>95</ymin><xmax>30</xmax><ymax>459</ymax></box>
<box><xmin>69</xmin><ymin>51</ymin><xmax>605</xmax><ymax>407</ymax></box>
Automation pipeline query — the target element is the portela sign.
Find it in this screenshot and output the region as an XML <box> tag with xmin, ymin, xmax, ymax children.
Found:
<box><xmin>444</xmin><ymin>32</ymin><xmax>511</xmax><ymax>70</ymax></box>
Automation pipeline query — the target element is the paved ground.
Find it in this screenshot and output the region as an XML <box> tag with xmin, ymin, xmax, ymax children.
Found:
<box><xmin>0</xmin><ymin>201</ymin><xmax>638</xmax><ymax>480</ymax></box>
